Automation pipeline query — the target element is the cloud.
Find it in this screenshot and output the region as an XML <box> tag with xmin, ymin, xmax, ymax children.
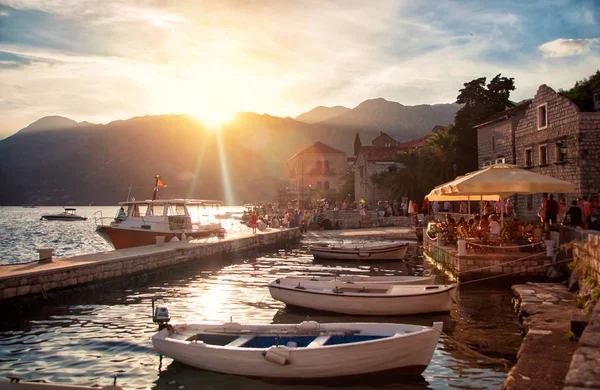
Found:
<box><xmin>538</xmin><ymin>38</ymin><xmax>600</xmax><ymax>58</ymax></box>
<box><xmin>0</xmin><ymin>50</ymin><xmax>32</xmax><ymax>68</ymax></box>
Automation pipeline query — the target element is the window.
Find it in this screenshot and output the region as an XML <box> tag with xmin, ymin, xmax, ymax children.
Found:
<box><xmin>537</xmin><ymin>103</ymin><xmax>548</xmax><ymax>130</ymax></box>
<box><xmin>324</xmin><ymin>181</ymin><xmax>330</xmax><ymax>190</ymax></box>
<box><xmin>495</xmin><ymin>157</ymin><xmax>505</xmax><ymax>164</ymax></box>
<box><xmin>384</xmin><ymin>142</ymin><xmax>391</xmax><ymax>147</ymax></box>
<box><xmin>492</xmin><ymin>136</ymin><xmax>495</xmax><ymax>151</ymax></box>
<box><xmin>324</xmin><ymin>160</ymin><xmax>330</xmax><ymax>170</ymax></box>
<box><xmin>151</xmin><ymin>203</ymin><xmax>165</xmax><ymax>216</ymax></box>
<box><xmin>539</xmin><ymin>145</ymin><xmax>547</xmax><ymax>165</ymax></box>
<box><xmin>556</xmin><ymin>143</ymin><xmax>567</xmax><ymax>163</ymax></box>
<box><xmin>317</xmin><ymin>181</ymin><xmax>322</xmax><ymax>190</ymax></box>
<box><xmin>315</xmin><ymin>161</ymin><xmax>323</xmax><ymax>172</ymax></box>
<box><xmin>527</xmin><ymin>195</ymin><xmax>533</xmax><ymax>211</ymax></box>
<box><xmin>525</xmin><ymin>149</ymin><xmax>532</xmax><ymax>167</ymax></box>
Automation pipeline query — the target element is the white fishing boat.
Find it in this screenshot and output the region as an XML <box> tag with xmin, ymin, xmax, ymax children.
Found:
<box><xmin>41</xmin><ymin>207</ymin><xmax>88</xmax><ymax>221</ymax></box>
<box><xmin>94</xmin><ymin>176</ymin><xmax>224</xmax><ymax>249</ymax></box>
<box><xmin>151</xmin><ymin>306</ymin><xmax>443</xmax><ymax>379</ymax></box>
<box><xmin>276</xmin><ymin>274</ymin><xmax>436</xmax><ymax>290</ymax></box>
<box><xmin>309</xmin><ymin>242</ymin><xmax>408</xmax><ymax>260</ymax></box>
<box><xmin>268</xmin><ymin>282</ymin><xmax>457</xmax><ymax>315</ymax></box>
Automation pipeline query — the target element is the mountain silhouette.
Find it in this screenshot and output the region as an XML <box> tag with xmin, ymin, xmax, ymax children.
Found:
<box><xmin>0</xmin><ymin>99</ymin><xmax>459</xmax><ymax>205</ymax></box>
<box><xmin>295</xmin><ymin>105</ymin><xmax>350</xmax><ymax>124</ymax></box>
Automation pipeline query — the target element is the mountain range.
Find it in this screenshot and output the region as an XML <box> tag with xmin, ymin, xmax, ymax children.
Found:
<box><xmin>0</xmin><ymin>98</ymin><xmax>458</xmax><ymax>205</ymax></box>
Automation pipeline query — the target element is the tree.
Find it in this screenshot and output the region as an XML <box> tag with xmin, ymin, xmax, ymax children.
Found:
<box><xmin>559</xmin><ymin>70</ymin><xmax>600</xmax><ymax>111</ymax></box>
<box><xmin>451</xmin><ymin>74</ymin><xmax>515</xmax><ymax>174</ymax></box>
<box><xmin>353</xmin><ymin>133</ymin><xmax>362</xmax><ymax>156</ymax></box>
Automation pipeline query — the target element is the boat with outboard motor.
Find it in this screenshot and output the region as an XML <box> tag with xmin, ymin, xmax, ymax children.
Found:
<box><xmin>94</xmin><ymin>176</ymin><xmax>224</xmax><ymax>249</ymax></box>
<box><xmin>41</xmin><ymin>207</ymin><xmax>88</xmax><ymax>221</ymax></box>
<box><xmin>150</xmin><ymin>304</ymin><xmax>443</xmax><ymax>379</ymax></box>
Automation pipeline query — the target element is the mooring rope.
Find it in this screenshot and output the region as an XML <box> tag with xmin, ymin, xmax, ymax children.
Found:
<box><xmin>467</xmin><ymin>241</ymin><xmax>543</xmax><ymax>249</ymax></box>
<box><xmin>457</xmin><ymin>249</ymin><xmax>556</xmax><ymax>275</ymax></box>
<box><xmin>440</xmin><ymin>331</ymin><xmax>510</xmax><ymax>369</ymax></box>
<box><xmin>458</xmin><ymin>257</ymin><xmax>573</xmax><ymax>285</ymax></box>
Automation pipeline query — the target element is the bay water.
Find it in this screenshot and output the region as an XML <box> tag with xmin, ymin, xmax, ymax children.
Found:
<box><xmin>0</xmin><ymin>206</ymin><xmax>521</xmax><ymax>389</ymax></box>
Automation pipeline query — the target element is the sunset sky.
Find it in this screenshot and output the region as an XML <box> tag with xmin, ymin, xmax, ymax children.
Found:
<box><xmin>0</xmin><ymin>0</ymin><xmax>599</xmax><ymax>138</ymax></box>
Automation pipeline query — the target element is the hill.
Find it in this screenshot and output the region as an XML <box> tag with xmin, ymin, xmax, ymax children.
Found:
<box><xmin>295</xmin><ymin>106</ymin><xmax>350</xmax><ymax>124</ymax></box>
<box><xmin>0</xmin><ymin>99</ymin><xmax>459</xmax><ymax>205</ymax></box>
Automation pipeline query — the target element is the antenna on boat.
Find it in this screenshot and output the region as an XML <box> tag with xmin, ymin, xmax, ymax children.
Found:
<box><xmin>126</xmin><ymin>184</ymin><xmax>132</xmax><ymax>202</ymax></box>
<box><xmin>152</xmin><ymin>175</ymin><xmax>160</xmax><ymax>201</ymax></box>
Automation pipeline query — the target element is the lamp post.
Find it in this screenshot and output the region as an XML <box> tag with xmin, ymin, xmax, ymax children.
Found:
<box><xmin>297</xmin><ymin>156</ymin><xmax>304</xmax><ymax>207</ymax></box>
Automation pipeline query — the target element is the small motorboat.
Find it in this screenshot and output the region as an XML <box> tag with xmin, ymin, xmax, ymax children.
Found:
<box><xmin>41</xmin><ymin>207</ymin><xmax>88</xmax><ymax>221</ymax></box>
<box><xmin>309</xmin><ymin>242</ymin><xmax>408</xmax><ymax>260</ymax></box>
<box><xmin>268</xmin><ymin>282</ymin><xmax>457</xmax><ymax>315</ymax></box>
<box><xmin>276</xmin><ymin>274</ymin><xmax>436</xmax><ymax>289</ymax></box>
<box><xmin>151</xmin><ymin>306</ymin><xmax>443</xmax><ymax>379</ymax></box>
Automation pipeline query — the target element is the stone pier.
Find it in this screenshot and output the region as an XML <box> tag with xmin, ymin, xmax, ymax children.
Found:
<box><xmin>503</xmin><ymin>283</ymin><xmax>578</xmax><ymax>390</ymax></box>
<box><xmin>0</xmin><ymin>228</ymin><xmax>300</xmax><ymax>301</ymax></box>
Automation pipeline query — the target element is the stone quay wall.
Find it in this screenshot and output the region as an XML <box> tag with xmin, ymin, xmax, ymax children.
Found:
<box><xmin>323</xmin><ymin>210</ymin><xmax>412</xmax><ymax>230</ymax></box>
<box><xmin>559</xmin><ymin>225</ymin><xmax>600</xmax><ymax>282</ymax></box>
<box><xmin>564</xmin><ymin>302</ymin><xmax>600</xmax><ymax>390</ymax></box>
<box><xmin>424</xmin><ymin>234</ymin><xmax>552</xmax><ymax>282</ymax></box>
<box><xmin>0</xmin><ymin>229</ymin><xmax>301</xmax><ymax>301</ymax></box>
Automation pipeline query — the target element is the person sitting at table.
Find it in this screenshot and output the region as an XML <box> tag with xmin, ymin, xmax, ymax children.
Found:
<box><xmin>489</xmin><ymin>215</ymin><xmax>501</xmax><ymax>237</ymax></box>
<box><xmin>478</xmin><ymin>216</ymin><xmax>490</xmax><ymax>239</ymax></box>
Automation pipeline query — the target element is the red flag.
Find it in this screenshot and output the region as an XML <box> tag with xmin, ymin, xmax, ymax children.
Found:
<box><xmin>157</xmin><ymin>178</ymin><xmax>167</xmax><ymax>188</ymax></box>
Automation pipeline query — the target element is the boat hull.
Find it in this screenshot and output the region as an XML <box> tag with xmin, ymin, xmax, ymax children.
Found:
<box><xmin>41</xmin><ymin>215</ymin><xmax>88</xmax><ymax>221</ymax></box>
<box><xmin>152</xmin><ymin>322</ymin><xmax>442</xmax><ymax>379</ymax></box>
<box><xmin>269</xmin><ymin>284</ymin><xmax>456</xmax><ymax>315</ymax></box>
<box><xmin>274</xmin><ymin>275</ymin><xmax>436</xmax><ymax>289</ymax></box>
<box><xmin>310</xmin><ymin>243</ymin><xmax>408</xmax><ymax>261</ymax></box>
<box><xmin>96</xmin><ymin>225</ymin><xmax>218</xmax><ymax>250</ymax></box>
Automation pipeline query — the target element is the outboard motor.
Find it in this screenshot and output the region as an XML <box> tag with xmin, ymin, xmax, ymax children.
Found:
<box><xmin>152</xmin><ymin>299</ymin><xmax>171</xmax><ymax>330</ymax></box>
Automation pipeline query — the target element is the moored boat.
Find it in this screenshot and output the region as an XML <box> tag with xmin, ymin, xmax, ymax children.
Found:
<box><xmin>310</xmin><ymin>242</ymin><xmax>408</xmax><ymax>260</ymax></box>
<box><xmin>41</xmin><ymin>207</ymin><xmax>87</xmax><ymax>221</ymax></box>
<box><xmin>94</xmin><ymin>176</ymin><xmax>224</xmax><ymax>250</ymax></box>
<box><xmin>268</xmin><ymin>282</ymin><xmax>457</xmax><ymax>315</ymax></box>
<box><xmin>275</xmin><ymin>274</ymin><xmax>436</xmax><ymax>289</ymax></box>
<box><xmin>151</xmin><ymin>307</ymin><xmax>443</xmax><ymax>379</ymax></box>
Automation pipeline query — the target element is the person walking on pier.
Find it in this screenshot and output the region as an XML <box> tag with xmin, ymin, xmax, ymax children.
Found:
<box><xmin>250</xmin><ymin>211</ymin><xmax>258</xmax><ymax>234</ymax></box>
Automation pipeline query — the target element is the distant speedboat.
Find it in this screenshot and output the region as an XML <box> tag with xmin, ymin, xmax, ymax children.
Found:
<box><xmin>41</xmin><ymin>208</ymin><xmax>88</xmax><ymax>221</ymax></box>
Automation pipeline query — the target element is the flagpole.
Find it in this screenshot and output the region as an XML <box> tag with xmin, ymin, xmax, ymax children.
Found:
<box><xmin>152</xmin><ymin>175</ymin><xmax>160</xmax><ymax>201</ymax></box>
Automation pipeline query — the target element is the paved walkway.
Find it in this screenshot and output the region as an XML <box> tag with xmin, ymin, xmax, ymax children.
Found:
<box><xmin>503</xmin><ymin>282</ymin><xmax>579</xmax><ymax>390</ymax></box>
<box><xmin>0</xmin><ymin>229</ymin><xmax>261</xmax><ymax>279</ymax></box>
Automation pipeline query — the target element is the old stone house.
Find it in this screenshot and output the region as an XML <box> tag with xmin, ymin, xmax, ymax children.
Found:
<box><xmin>476</xmin><ymin>85</ymin><xmax>600</xmax><ymax>221</ymax></box>
<box><xmin>354</xmin><ymin>134</ymin><xmax>427</xmax><ymax>205</ymax></box>
<box><xmin>288</xmin><ymin>142</ymin><xmax>348</xmax><ymax>202</ymax></box>
<box><xmin>475</xmin><ymin>100</ymin><xmax>531</xmax><ymax>167</ymax></box>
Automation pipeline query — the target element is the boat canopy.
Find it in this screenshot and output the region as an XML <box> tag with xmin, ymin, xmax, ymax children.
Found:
<box><xmin>118</xmin><ymin>199</ymin><xmax>223</xmax><ymax>206</ymax></box>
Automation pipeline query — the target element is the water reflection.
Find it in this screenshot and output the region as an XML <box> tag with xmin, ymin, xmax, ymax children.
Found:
<box><xmin>0</xmin><ymin>238</ymin><xmax>520</xmax><ymax>389</ymax></box>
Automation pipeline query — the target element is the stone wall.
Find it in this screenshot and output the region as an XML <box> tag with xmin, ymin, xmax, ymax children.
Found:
<box><xmin>477</xmin><ymin>116</ymin><xmax>519</xmax><ymax>167</ymax></box>
<box><xmin>323</xmin><ymin>210</ymin><xmax>412</xmax><ymax>229</ymax></box>
<box><xmin>353</xmin><ymin>153</ymin><xmax>395</xmax><ymax>205</ymax></box>
<box><xmin>578</xmin><ymin>112</ymin><xmax>600</xmax><ymax>197</ymax></box>
<box><xmin>424</xmin><ymin>234</ymin><xmax>552</xmax><ymax>282</ymax></box>
<box><xmin>0</xmin><ymin>229</ymin><xmax>301</xmax><ymax>301</ymax></box>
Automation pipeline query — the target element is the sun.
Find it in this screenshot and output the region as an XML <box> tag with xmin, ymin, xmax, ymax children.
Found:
<box><xmin>193</xmin><ymin>108</ymin><xmax>235</xmax><ymax>130</ymax></box>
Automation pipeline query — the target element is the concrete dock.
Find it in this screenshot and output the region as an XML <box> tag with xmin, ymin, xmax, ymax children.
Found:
<box><xmin>0</xmin><ymin>228</ymin><xmax>300</xmax><ymax>300</ymax></box>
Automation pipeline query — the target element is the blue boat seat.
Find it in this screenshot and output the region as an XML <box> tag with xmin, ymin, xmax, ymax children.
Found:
<box><xmin>226</xmin><ymin>335</ymin><xmax>255</xmax><ymax>347</ymax></box>
<box><xmin>306</xmin><ymin>335</ymin><xmax>331</xmax><ymax>348</ymax></box>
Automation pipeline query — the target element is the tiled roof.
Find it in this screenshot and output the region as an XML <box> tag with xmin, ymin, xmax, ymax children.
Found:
<box><xmin>291</xmin><ymin>141</ymin><xmax>346</xmax><ymax>160</ymax></box>
<box><xmin>474</xmin><ymin>100</ymin><xmax>532</xmax><ymax>128</ymax></box>
<box><xmin>358</xmin><ymin>136</ymin><xmax>427</xmax><ymax>162</ymax></box>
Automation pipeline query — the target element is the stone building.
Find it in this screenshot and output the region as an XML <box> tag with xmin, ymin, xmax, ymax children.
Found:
<box><xmin>477</xmin><ymin>84</ymin><xmax>600</xmax><ymax>221</ymax></box>
<box><xmin>288</xmin><ymin>142</ymin><xmax>348</xmax><ymax>202</ymax></box>
<box><xmin>475</xmin><ymin>100</ymin><xmax>531</xmax><ymax>167</ymax></box>
<box><xmin>371</xmin><ymin>132</ymin><xmax>398</xmax><ymax>147</ymax></box>
<box><xmin>354</xmin><ymin>134</ymin><xmax>427</xmax><ymax>205</ymax></box>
